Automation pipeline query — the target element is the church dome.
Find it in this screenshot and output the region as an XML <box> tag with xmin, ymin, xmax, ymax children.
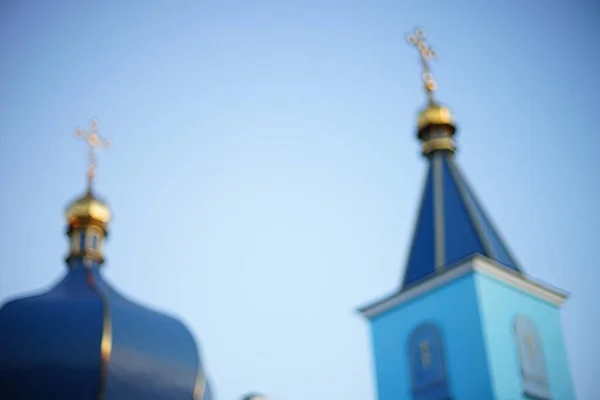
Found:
<box><xmin>417</xmin><ymin>103</ymin><xmax>456</xmax><ymax>138</ymax></box>
<box><xmin>0</xmin><ymin>119</ymin><xmax>211</xmax><ymax>400</ymax></box>
<box><xmin>0</xmin><ymin>269</ymin><xmax>206</xmax><ymax>399</ymax></box>
<box><xmin>65</xmin><ymin>189</ymin><xmax>111</xmax><ymax>229</ymax></box>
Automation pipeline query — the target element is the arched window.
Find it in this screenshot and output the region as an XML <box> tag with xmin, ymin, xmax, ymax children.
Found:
<box><xmin>79</xmin><ymin>232</ymin><xmax>86</xmax><ymax>252</ymax></box>
<box><xmin>408</xmin><ymin>322</ymin><xmax>451</xmax><ymax>400</ymax></box>
<box><xmin>514</xmin><ymin>315</ymin><xmax>550</xmax><ymax>399</ymax></box>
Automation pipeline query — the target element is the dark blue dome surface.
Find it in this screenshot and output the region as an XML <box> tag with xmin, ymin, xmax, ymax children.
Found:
<box><xmin>0</xmin><ymin>259</ymin><xmax>206</xmax><ymax>400</ymax></box>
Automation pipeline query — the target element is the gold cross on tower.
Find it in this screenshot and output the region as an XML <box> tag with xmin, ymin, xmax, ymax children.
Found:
<box><xmin>419</xmin><ymin>340</ymin><xmax>432</xmax><ymax>368</ymax></box>
<box><xmin>74</xmin><ymin>119</ymin><xmax>111</xmax><ymax>189</ymax></box>
<box><xmin>407</xmin><ymin>28</ymin><xmax>438</xmax><ymax>104</ymax></box>
<box><xmin>524</xmin><ymin>333</ymin><xmax>535</xmax><ymax>359</ymax></box>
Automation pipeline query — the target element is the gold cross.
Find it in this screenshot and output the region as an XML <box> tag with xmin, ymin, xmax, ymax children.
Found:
<box><xmin>419</xmin><ymin>340</ymin><xmax>432</xmax><ymax>368</ymax></box>
<box><xmin>74</xmin><ymin>119</ymin><xmax>111</xmax><ymax>188</ymax></box>
<box><xmin>524</xmin><ymin>333</ymin><xmax>535</xmax><ymax>359</ymax></box>
<box><xmin>407</xmin><ymin>28</ymin><xmax>437</xmax><ymax>103</ymax></box>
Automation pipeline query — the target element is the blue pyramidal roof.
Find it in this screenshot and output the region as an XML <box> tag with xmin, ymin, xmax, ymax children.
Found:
<box><xmin>402</xmin><ymin>152</ymin><xmax>522</xmax><ymax>288</ymax></box>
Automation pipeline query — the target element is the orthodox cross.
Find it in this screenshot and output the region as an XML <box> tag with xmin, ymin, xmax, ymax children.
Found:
<box><xmin>74</xmin><ymin>119</ymin><xmax>111</xmax><ymax>189</ymax></box>
<box><xmin>407</xmin><ymin>28</ymin><xmax>437</xmax><ymax>104</ymax></box>
<box><xmin>419</xmin><ymin>340</ymin><xmax>432</xmax><ymax>368</ymax></box>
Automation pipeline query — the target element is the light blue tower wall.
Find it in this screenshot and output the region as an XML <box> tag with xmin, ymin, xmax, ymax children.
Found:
<box><xmin>369</xmin><ymin>273</ymin><xmax>494</xmax><ymax>400</ymax></box>
<box><xmin>368</xmin><ymin>269</ymin><xmax>576</xmax><ymax>400</ymax></box>
<box><xmin>475</xmin><ymin>273</ymin><xmax>576</xmax><ymax>400</ymax></box>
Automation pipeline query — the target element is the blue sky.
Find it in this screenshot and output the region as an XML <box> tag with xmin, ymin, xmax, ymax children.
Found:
<box><xmin>1</xmin><ymin>1</ymin><xmax>598</xmax><ymax>399</ymax></box>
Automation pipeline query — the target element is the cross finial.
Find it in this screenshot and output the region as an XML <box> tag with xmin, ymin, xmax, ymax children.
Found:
<box><xmin>419</xmin><ymin>340</ymin><xmax>432</xmax><ymax>368</ymax></box>
<box><xmin>407</xmin><ymin>28</ymin><xmax>437</xmax><ymax>104</ymax></box>
<box><xmin>74</xmin><ymin>119</ymin><xmax>111</xmax><ymax>190</ymax></box>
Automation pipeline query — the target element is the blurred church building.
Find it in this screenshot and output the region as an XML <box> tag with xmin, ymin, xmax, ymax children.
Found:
<box><xmin>0</xmin><ymin>29</ymin><xmax>575</xmax><ymax>400</ymax></box>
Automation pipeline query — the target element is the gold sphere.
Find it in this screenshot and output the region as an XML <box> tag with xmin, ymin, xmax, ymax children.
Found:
<box><xmin>65</xmin><ymin>190</ymin><xmax>111</xmax><ymax>229</ymax></box>
<box><xmin>417</xmin><ymin>103</ymin><xmax>455</xmax><ymax>132</ymax></box>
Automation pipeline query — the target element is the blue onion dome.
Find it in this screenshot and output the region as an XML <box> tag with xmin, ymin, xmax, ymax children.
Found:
<box><xmin>0</xmin><ymin>120</ymin><xmax>211</xmax><ymax>400</ymax></box>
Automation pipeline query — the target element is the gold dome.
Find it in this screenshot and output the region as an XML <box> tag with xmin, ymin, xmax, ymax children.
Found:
<box><xmin>65</xmin><ymin>190</ymin><xmax>111</xmax><ymax>230</ymax></box>
<box><xmin>416</xmin><ymin>103</ymin><xmax>458</xmax><ymax>156</ymax></box>
<box><xmin>417</xmin><ymin>103</ymin><xmax>455</xmax><ymax>131</ymax></box>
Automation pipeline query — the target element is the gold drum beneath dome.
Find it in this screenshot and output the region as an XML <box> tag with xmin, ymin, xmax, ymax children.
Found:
<box><xmin>65</xmin><ymin>191</ymin><xmax>111</xmax><ymax>227</ymax></box>
<box><xmin>421</xmin><ymin>137</ymin><xmax>456</xmax><ymax>156</ymax></box>
<box><xmin>417</xmin><ymin>104</ymin><xmax>455</xmax><ymax>132</ymax></box>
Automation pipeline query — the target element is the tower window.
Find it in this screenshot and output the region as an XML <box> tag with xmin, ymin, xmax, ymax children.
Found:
<box><xmin>408</xmin><ymin>323</ymin><xmax>451</xmax><ymax>400</ymax></box>
<box><xmin>79</xmin><ymin>232</ymin><xmax>86</xmax><ymax>252</ymax></box>
<box><xmin>91</xmin><ymin>235</ymin><xmax>98</xmax><ymax>250</ymax></box>
<box><xmin>514</xmin><ymin>315</ymin><xmax>551</xmax><ymax>399</ymax></box>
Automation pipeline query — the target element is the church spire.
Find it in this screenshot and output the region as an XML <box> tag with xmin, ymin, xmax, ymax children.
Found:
<box><xmin>407</xmin><ymin>28</ymin><xmax>457</xmax><ymax>156</ymax></box>
<box><xmin>357</xmin><ymin>29</ymin><xmax>574</xmax><ymax>400</ymax></box>
<box><xmin>65</xmin><ymin>119</ymin><xmax>112</xmax><ymax>267</ymax></box>
<box><xmin>401</xmin><ymin>29</ymin><xmax>521</xmax><ymax>288</ymax></box>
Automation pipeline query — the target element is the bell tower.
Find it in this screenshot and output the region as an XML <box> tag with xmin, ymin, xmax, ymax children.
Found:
<box><xmin>358</xmin><ymin>29</ymin><xmax>576</xmax><ymax>400</ymax></box>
